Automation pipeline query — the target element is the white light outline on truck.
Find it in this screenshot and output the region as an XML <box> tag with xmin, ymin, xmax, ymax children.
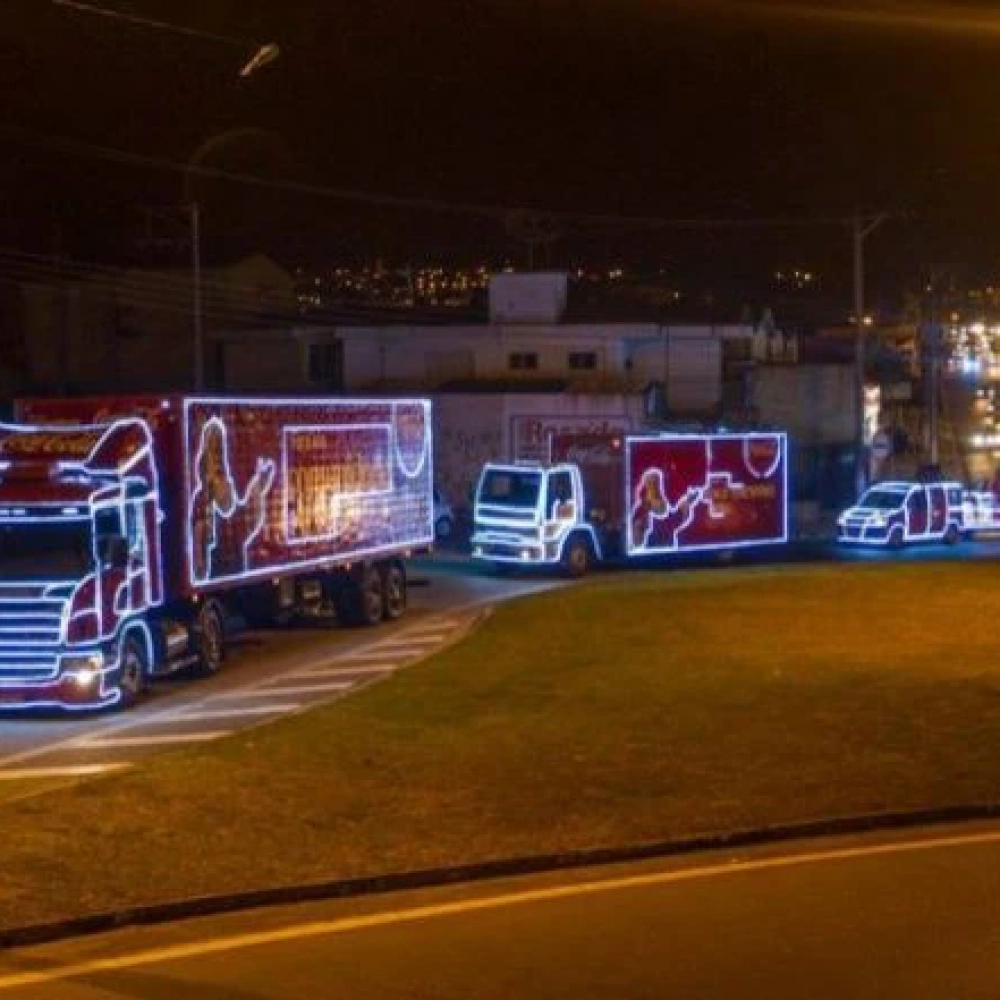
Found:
<box><xmin>281</xmin><ymin>423</ymin><xmax>394</xmax><ymax>547</ymax></box>
<box><xmin>624</xmin><ymin>432</ymin><xmax>789</xmax><ymax>557</ymax></box>
<box><xmin>0</xmin><ymin>417</ymin><xmax>166</xmax><ymax>707</ymax></box>
<box><xmin>391</xmin><ymin>401</ymin><xmax>432</xmax><ymax>479</ymax></box>
<box><xmin>188</xmin><ymin>415</ymin><xmax>278</xmax><ymax>585</ymax></box>
<box><xmin>181</xmin><ymin>398</ymin><xmax>435</xmax><ymax>591</ymax></box>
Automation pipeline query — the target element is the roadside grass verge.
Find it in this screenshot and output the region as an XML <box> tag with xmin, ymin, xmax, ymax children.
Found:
<box><xmin>4</xmin><ymin>561</ymin><xmax>1000</xmax><ymax>931</ymax></box>
<box><xmin>0</xmin><ymin>778</ymin><xmax>75</xmax><ymax>806</ymax></box>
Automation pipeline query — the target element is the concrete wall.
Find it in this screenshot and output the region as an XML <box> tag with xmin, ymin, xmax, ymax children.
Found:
<box><xmin>432</xmin><ymin>392</ymin><xmax>644</xmax><ymax>506</ymax></box>
<box><xmin>750</xmin><ymin>364</ymin><xmax>855</xmax><ymax>444</ymax></box>
<box><xmin>488</xmin><ymin>272</ymin><xmax>568</xmax><ymax>323</ymax></box>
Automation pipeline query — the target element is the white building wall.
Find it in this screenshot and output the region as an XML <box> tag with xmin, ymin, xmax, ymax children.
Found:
<box><xmin>338</xmin><ymin>322</ymin><xmax>673</xmax><ymax>388</ymax></box>
<box><xmin>432</xmin><ymin>391</ymin><xmax>644</xmax><ymax>507</ymax></box>
<box><xmin>666</xmin><ymin>333</ymin><xmax>723</xmax><ymax>413</ymax></box>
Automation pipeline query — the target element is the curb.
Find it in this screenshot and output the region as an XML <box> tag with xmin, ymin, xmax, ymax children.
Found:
<box><xmin>4</xmin><ymin>803</ymin><xmax>1000</xmax><ymax>951</ymax></box>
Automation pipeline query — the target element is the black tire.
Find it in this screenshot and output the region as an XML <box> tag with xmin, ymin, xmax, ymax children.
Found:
<box><xmin>888</xmin><ymin>526</ymin><xmax>904</xmax><ymax>550</ymax></box>
<box><xmin>116</xmin><ymin>632</ymin><xmax>148</xmax><ymax>710</ymax></box>
<box><xmin>435</xmin><ymin>515</ymin><xmax>454</xmax><ymax>540</ymax></box>
<box><xmin>381</xmin><ymin>560</ymin><xmax>407</xmax><ymax>621</ymax></box>
<box><xmin>944</xmin><ymin>522</ymin><xmax>960</xmax><ymax>545</ymax></box>
<box><xmin>562</xmin><ymin>535</ymin><xmax>592</xmax><ymax>578</ymax></box>
<box><xmin>339</xmin><ymin>564</ymin><xmax>385</xmax><ymax>627</ymax></box>
<box><xmin>193</xmin><ymin>602</ymin><xmax>225</xmax><ymax>676</ymax></box>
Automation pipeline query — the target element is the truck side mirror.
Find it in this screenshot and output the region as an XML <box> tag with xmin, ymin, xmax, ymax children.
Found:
<box><xmin>98</xmin><ymin>535</ymin><xmax>129</xmax><ymax>570</ymax></box>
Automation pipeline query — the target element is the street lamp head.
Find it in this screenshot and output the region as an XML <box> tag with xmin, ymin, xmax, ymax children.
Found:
<box><xmin>239</xmin><ymin>42</ymin><xmax>280</xmax><ymax>78</ymax></box>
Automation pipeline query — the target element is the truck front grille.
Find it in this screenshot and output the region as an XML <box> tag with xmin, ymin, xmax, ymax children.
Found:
<box><xmin>0</xmin><ymin>583</ymin><xmax>70</xmax><ymax>683</ymax></box>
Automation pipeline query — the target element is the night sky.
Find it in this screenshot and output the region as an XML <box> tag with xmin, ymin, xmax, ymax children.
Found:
<box><xmin>4</xmin><ymin>1</ymin><xmax>1000</xmax><ymax>293</ymax></box>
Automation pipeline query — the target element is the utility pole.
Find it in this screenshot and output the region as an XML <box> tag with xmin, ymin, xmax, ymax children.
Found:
<box><xmin>852</xmin><ymin>211</ymin><xmax>888</xmax><ymax>497</ymax></box>
<box><xmin>921</xmin><ymin>264</ymin><xmax>952</xmax><ymax>471</ymax></box>
<box><xmin>190</xmin><ymin>202</ymin><xmax>204</xmax><ymax>390</ymax></box>
<box><xmin>925</xmin><ymin>272</ymin><xmax>939</xmax><ymax>468</ymax></box>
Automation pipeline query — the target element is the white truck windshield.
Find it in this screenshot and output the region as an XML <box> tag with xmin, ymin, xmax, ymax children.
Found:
<box><xmin>479</xmin><ymin>469</ymin><xmax>542</xmax><ymax>509</ymax></box>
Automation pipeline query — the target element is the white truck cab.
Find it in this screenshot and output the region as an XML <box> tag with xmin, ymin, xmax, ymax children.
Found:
<box><xmin>471</xmin><ymin>462</ymin><xmax>600</xmax><ymax>575</ymax></box>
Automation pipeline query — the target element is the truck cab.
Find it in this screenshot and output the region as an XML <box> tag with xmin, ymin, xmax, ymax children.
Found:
<box><xmin>0</xmin><ymin>419</ymin><xmax>165</xmax><ymax>709</ymax></box>
<box><xmin>471</xmin><ymin>462</ymin><xmax>599</xmax><ymax>575</ymax></box>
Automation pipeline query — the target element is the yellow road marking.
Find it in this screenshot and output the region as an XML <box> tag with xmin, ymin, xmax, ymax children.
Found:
<box><xmin>2</xmin><ymin>827</ymin><xmax>1000</xmax><ymax>991</ymax></box>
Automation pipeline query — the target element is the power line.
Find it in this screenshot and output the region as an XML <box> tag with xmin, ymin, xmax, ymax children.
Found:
<box><xmin>0</xmin><ymin>247</ymin><xmax>487</xmax><ymax>326</ymax></box>
<box><xmin>0</xmin><ymin>125</ymin><xmax>858</xmax><ymax>232</ymax></box>
<box><xmin>49</xmin><ymin>1</ymin><xmax>279</xmax><ymax>77</ymax></box>
<box><xmin>50</xmin><ymin>0</ymin><xmax>252</xmax><ymax>47</ymax></box>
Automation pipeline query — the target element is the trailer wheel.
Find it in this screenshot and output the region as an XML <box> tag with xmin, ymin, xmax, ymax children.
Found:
<box><xmin>338</xmin><ymin>564</ymin><xmax>385</xmax><ymax>627</ymax></box>
<box><xmin>193</xmin><ymin>602</ymin><xmax>225</xmax><ymax>676</ymax></box>
<box><xmin>381</xmin><ymin>560</ymin><xmax>407</xmax><ymax>621</ymax></box>
<box><xmin>562</xmin><ymin>535</ymin><xmax>592</xmax><ymax>578</ymax></box>
<box><xmin>116</xmin><ymin>632</ymin><xmax>148</xmax><ymax>709</ymax></box>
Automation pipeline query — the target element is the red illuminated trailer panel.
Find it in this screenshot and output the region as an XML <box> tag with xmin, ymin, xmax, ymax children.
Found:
<box><xmin>625</xmin><ymin>433</ymin><xmax>788</xmax><ymax>556</ymax></box>
<box><xmin>183</xmin><ymin>398</ymin><xmax>433</xmax><ymax>591</ymax></box>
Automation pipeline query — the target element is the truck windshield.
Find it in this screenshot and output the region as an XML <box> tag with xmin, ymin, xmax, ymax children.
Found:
<box><xmin>0</xmin><ymin>520</ymin><xmax>93</xmax><ymax>580</ymax></box>
<box><xmin>858</xmin><ymin>489</ymin><xmax>907</xmax><ymax>511</ymax></box>
<box><xmin>479</xmin><ymin>469</ymin><xmax>542</xmax><ymax>509</ymax></box>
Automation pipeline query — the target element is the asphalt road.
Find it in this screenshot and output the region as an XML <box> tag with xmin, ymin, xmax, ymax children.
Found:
<box><xmin>2</xmin><ymin>823</ymin><xmax>999</xmax><ymax>999</ymax></box>
<box><xmin>0</xmin><ymin>559</ymin><xmax>561</xmax><ymax>783</ymax></box>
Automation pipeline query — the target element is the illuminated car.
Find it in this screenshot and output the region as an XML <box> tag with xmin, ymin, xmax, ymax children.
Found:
<box><xmin>837</xmin><ymin>481</ymin><xmax>965</xmax><ymax>548</ymax></box>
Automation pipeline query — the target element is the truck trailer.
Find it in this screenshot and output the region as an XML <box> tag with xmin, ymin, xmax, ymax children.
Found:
<box><xmin>472</xmin><ymin>430</ymin><xmax>788</xmax><ymax>575</ymax></box>
<box><xmin>0</xmin><ymin>395</ymin><xmax>433</xmax><ymax>710</ymax></box>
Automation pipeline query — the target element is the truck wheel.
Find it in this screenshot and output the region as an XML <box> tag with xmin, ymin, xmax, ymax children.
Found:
<box><xmin>944</xmin><ymin>522</ymin><xmax>960</xmax><ymax>545</ymax></box>
<box><xmin>338</xmin><ymin>565</ymin><xmax>385</xmax><ymax>627</ymax></box>
<box><xmin>116</xmin><ymin>632</ymin><xmax>148</xmax><ymax>709</ymax></box>
<box><xmin>381</xmin><ymin>560</ymin><xmax>407</xmax><ymax>621</ymax></box>
<box><xmin>888</xmin><ymin>526</ymin><xmax>904</xmax><ymax>550</ymax></box>
<box><xmin>562</xmin><ymin>535</ymin><xmax>592</xmax><ymax>578</ymax></box>
<box><xmin>193</xmin><ymin>602</ymin><xmax>225</xmax><ymax>676</ymax></box>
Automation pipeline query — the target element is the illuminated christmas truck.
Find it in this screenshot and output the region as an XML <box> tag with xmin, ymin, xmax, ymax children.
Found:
<box><xmin>472</xmin><ymin>430</ymin><xmax>788</xmax><ymax>575</ymax></box>
<box><xmin>0</xmin><ymin>396</ymin><xmax>434</xmax><ymax>710</ymax></box>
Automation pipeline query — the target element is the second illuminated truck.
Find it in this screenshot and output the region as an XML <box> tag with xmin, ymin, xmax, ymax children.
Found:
<box><xmin>472</xmin><ymin>430</ymin><xmax>788</xmax><ymax>575</ymax></box>
<box><xmin>0</xmin><ymin>396</ymin><xmax>434</xmax><ymax>710</ymax></box>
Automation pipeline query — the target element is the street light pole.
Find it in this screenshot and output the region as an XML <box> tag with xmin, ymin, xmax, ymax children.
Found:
<box><xmin>852</xmin><ymin>211</ymin><xmax>888</xmax><ymax>497</ymax></box>
<box><xmin>190</xmin><ymin>202</ymin><xmax>203</xmax><ymax>391</ymax></box>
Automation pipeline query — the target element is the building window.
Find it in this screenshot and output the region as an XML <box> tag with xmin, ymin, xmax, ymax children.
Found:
<box><xmin>568</xmin><ymin>351</ymin><xmax>597</xmax><ymax>371</ymax></box>
<box><xmin>508</xmin><ymin>352</ymin><xmax>539</xmax><ymax>371</ymax></box>
<box><xmin>308</xmin><ymin>341</ymin><xmax>343</xmax><ymax>386</ymax></box>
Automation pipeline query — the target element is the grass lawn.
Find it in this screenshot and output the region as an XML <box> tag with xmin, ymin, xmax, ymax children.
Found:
<box><xmin>0</xmin><ymin>778</ymin><xmax>75</xmax><ymax>806</ymax></box>
<box><xmin>3</xmin><ymin>561</ymin><xmax>1000</xmax><ymax>931</ymax></box>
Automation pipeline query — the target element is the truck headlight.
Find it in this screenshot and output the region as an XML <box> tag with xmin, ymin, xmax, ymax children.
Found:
<box><xmin>62</xmin><ymin>653</ymin><xmax>104</xmax><ymax>687</ymax></box>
